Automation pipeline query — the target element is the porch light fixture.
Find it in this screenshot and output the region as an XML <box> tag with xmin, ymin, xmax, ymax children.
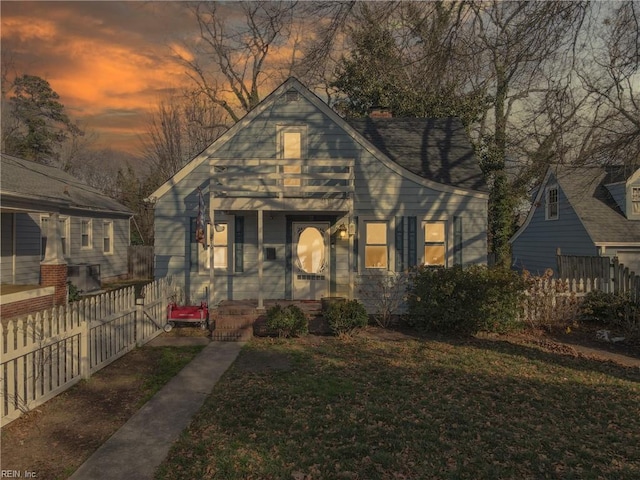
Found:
<box><xmin>214</xmin><ymin>223</ymin><xmax>225</xmax><ymax>232</ymax></box>
<box><xmin>338</xmin><ymin>224</ymin><xmax>347</xmax><ymax>239</ymax></box>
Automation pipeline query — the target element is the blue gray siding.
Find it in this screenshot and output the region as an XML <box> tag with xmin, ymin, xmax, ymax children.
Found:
<box><xmin>606</xmin><ymin>183</ymin><xmax>626</xmax><ymax>215</ymax></box>
<box><xmin>512</xmin><ymin>174</ymin><xmax>597</xmax><ymax>274</ymax></box>
<box><xmin>1</xmin><ymin>212</ymin><xmax>129</xmax><ymax>286</ymax></box>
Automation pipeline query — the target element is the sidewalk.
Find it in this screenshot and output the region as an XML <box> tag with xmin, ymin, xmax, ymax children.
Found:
<box><xmin>70</xmin><ymin>339</ymin><xmax>244</xmax><ymax>480</ymax></box>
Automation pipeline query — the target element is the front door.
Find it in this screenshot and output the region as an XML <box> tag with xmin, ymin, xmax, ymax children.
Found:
<box><xmin>292</xmin><ymin>222</ymin><xmax>329</xmax><ymax>300</ymax></box>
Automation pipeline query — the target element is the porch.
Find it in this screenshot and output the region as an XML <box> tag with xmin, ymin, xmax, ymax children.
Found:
<box><xmin>207</xmin><ymin>157</ymin><xmax>356</xmax><ymax>309</ymax></box>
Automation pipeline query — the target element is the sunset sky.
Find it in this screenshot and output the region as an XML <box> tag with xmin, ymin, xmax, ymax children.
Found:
<box><xmin>1</xmin><ymin>1</ymin><xmax>223</xmax><ymax>156</ymax></box>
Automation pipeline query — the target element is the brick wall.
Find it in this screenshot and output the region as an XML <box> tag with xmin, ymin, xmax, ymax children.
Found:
<box><xmin>41</xmin><ymin>264</ymin><xmax>68</xmax><ymax>306</ymax></box>
<box><xmin>0</xmin><ymin>295</ymin><xmax>55</xmax><ymax>319</ymax></box>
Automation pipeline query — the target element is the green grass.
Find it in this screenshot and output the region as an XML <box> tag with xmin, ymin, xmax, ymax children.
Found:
<box><xmin>138</xmin><ymin>346</ymin><xmax>205</xmax><ymax>406</ymax></box>
<box><xmin>156</xmin><ymin>334</ymin><xmax>639</xmax><ymax>480</ymax></box>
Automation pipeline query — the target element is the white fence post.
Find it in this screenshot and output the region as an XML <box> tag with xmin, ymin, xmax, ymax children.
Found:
<box><xmin>136</xmin><ymin>297</ymin><xmax>145</xmax><ymax>347</ymax></box>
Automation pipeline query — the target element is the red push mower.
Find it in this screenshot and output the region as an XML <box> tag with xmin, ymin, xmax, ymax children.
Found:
<box><xmin>164</xmin><ymin>301</ymin><xmax>209</xmax><ymax>332</ymax></box>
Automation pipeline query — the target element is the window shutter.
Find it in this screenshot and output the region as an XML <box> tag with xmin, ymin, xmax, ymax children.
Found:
<box><xmin>395</xmin><ymin>217</ymin><xmax>404</xmax><ymax>272</ymax></box>
<box><xmin>408</xmin><ymin>216</ymin><xmax>417</xmax><ymax>267</ymax></box>
<box><xmin>453</xmin><ymin>216</ymin><xmax>463</xmax><ymax>266</ymax></box>
<box><xmin>234</xmin><ymin>216</ymin><xmax>244</xmax><ymax>273</ymax></box>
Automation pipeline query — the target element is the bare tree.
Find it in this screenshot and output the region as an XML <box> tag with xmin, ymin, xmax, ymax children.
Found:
<box><xmin>177</xmin><ymin>1</ymin><xmax>298</xmax><ymax>122</ymax></box>
<box><xmin>141</xmin><ymin>90</ymin><xmax>227</xmax><ymax>188</ymax></box>
<box><xmin>463</xmin><ymin>0</ymin><xmax>590</xmax><ymax>266</ymax></box>
<box><xmin>576</xmin><ymin>1</ymin><xmax>640</xmax><ymax>171</ymax></box>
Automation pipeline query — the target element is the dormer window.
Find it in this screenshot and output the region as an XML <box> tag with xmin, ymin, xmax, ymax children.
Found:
<box><xmin>632</xmin><ymin>187</ymin><xmax>640</xmax><ymax>214</ymax></box>
<box><xmin>545</xmin><ymin>186</ymin><xmax>558</xmax><ymax>220</ymax></box>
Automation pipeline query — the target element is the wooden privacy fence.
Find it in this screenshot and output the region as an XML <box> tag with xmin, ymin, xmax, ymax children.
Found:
<box><xmin>0</xmin><ymin>277</ymin><xmax>171</xmax><ymax>427</ymax></box>
<box><xmin>557</xmin><ymin>254</ymin><xmax>640</xmax><ymax>302</ymax></box>
<box><xmin>128</xmin><ymin>245</ymin><xmax>154</xmax><ymax>279</ymax></box>
<box><xmin>557</xmin><ymin>254</ymin><xmax>611</xmax><ymax>291</ymax></box>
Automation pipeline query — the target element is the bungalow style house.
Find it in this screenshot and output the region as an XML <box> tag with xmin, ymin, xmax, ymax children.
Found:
<box><xmin>149</xmin><ymin>78</ymin><xmax>488</xmax><ymax>309</ymax></box>
<box><xmin>1</xmin><ymin>154</ymin><xmax>132</xmax><ymax>317</ymax></box>
<box><xmin>511</xmin><ymin>164</ymin><xmax>640</xmax><ymax>275</ymax></box>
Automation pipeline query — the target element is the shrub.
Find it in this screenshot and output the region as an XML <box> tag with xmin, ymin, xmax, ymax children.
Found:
<box><xmin>67</xmin><ymin>281</ymin><xmax>82</xmax><ymax>303</ymax></box>
<box><xmin>406</xmin><ymin>265</ymin><xmax>524</xmax><ymax>335</ymax></box>
<box><xmin>325</xmin><ymin>300</ymin><xmax>369</xmax><ymax>336</ymax></box>
<box><xmin>357</xmin><ymin>270</ymin><xmax>409</xmax><ymax>328</ymax></box>
<box><xmin>580</xmin><ymin>291</ymin><xmax>639</xmax><ymax>338</ymax></box>
<box><xmin>265</xmin><ymin>304</ymin><xmax>308</xmax><ymax>338</ymax></box>
<box><xmin>520</xmin><ymin>269</ymin><xmax>580</xmax><ymax>332</ymax></box>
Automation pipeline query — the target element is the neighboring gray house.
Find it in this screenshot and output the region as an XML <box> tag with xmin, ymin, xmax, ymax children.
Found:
<box><xmin>1</xmin><ymin>154</ymin><xmax>133</xmax><ymax>289</ymax></box>
<box><xmin>149</xmin><ymin>78</ymin><xmax>488</xmax><ymax>307</ymax></box>
<box><xmin>511</xmin><ymin>164</ymin><xmax>640</xmax><ymax>275</ymax></box>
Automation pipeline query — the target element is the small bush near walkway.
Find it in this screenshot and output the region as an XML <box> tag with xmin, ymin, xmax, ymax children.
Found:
<box><xmin>406</xmin><ymin>265</ymin><xmax>524</xmax><ymax>335</ymax></box>
<box><xmin>266</xmin><ymin>304</ymin><xmax>308</xmax><ymax>338</ymax></box>
<box><xmin>325</xmin><ymin>300</ymin><xmax>369</xmax><ymax>336</ymax></box>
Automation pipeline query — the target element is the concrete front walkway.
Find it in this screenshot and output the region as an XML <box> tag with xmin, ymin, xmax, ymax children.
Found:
<box><xmin>70</xmin><ymin>340</ymin><xmax>244</xmax><ymax>480</ymax></box>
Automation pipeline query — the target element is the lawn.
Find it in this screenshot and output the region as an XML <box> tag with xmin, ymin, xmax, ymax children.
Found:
<box><xmin>156</xmin><ymin>332</ymin><xmax>639</xmax><ymax>480</ymax></box>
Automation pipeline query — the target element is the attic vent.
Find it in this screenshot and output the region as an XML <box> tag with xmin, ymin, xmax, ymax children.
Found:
<box><xmin>285</xmin><ymin>90</ymin><xmax>299</xmax><ymax>102</ymax></box>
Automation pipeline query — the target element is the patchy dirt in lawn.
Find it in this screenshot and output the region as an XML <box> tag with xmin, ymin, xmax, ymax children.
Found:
<box><xmin>480</xmin><ymin>323</ymin><xmax>640</xmax><ymax>369</ymax></box>
<box><xmin>0</xmin><ymin>344</ymin><xmax>200</xmax><ymax>480</ymax></box>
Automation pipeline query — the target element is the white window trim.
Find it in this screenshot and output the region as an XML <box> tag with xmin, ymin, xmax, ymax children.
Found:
<box><xmin>276</xmin><ymin>124</ymin><xmax>308</xmax><ymax>159</ymax></box>
<box><xmin>198</xmin><ymin>215</ymin><xmax>235</xmax><ymax>275</ymax></box>
<box><xmin>420</xmin><ymin>219</ymin><xmax>449</xmax><ymax>267</ymax></box>
<box><xmin>81</xmin><ymin>219</ymin><xmax>93</xmax><ymax>250</ymax></box>
<box><xmin>358</xmin><ymin>216</ymin><xmax>395</xmax><ymax>272</ymax></box>
<box><xmin>631</xmin><ymin>186</ymin><xmax>640</xmax><ymax>216</ymax></box>
<box><xmin>545</xmin><ymin>185</ymin><xmax>559</xmax><ymax>220</ymax></box>
<box><xmin>103</xmin><ymin>220</ymin><xmax>114</xmax><ymax>255</ymax></box>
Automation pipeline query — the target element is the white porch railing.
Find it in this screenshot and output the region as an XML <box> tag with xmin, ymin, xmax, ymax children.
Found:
<box><xmin>0</xmin><ymin>277</ymin><xmax>171</xmax><ymax>426</ymax></box>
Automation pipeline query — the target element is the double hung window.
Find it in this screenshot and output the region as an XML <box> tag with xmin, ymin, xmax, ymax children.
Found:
<box><xmin>424</xmin><ymin>222</ymin><xmax>446</xmax><ymax>266</ymax></box>
<box><xmin>365</xmin><ymin>222</ymin><xmax>388</xmax><ymax>269</ymax></box>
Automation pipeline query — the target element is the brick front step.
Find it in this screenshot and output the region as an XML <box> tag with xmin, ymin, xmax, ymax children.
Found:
<box><xmin>213</xmin><ymin>314</ymin><xmax>256</xmax><ymax>330</ymax></box>
<box><xmin>212</xmin><ymin>300</ymin><xmax>325</xmax><ymax>340</ymax></box>
<box><xmin>211</xmin><ymin>327</ymin><xmax>253</xmax><ymax>341</ymax></box>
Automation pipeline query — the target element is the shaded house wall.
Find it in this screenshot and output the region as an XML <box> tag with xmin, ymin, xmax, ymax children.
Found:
<box><xmin>0</xmin><ymin>212</ymin><xmax>130</xmax><ymax>285</ymax></box>
<box><xmin>511</xmin><ymin>173</ymin><xmax>597</xmax><ymax>275</ymax></box>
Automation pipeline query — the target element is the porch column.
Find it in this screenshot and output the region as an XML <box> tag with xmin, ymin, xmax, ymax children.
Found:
<box><xmin>257</xmin><ymin>209</ymin><xmax>264</xmax><ymax>310</ymax></box>
<box><xmin>348</xmin><ymin>215</ymin><xmax>354</xmax><ymax>300</ymax></box>
<box><xmin>209</xmin><ymin>207</ymin><xmax>215</xmax><ymax>308</ymax></box>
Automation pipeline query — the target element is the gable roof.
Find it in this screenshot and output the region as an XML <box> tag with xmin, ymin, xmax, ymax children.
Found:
<box><xmin>555</xmin><ymin>165</ymin><xmax>640</xmax><ymax>244</ymax></box>
<box><xmin>150</xmin><ymin>77</ymin><xmax>488</xmax><ymax>200</ymax></box>
<box><xmin>1</xmin><ymin>153</ymin><xmax>132</xmax><ymax>216</ymax></box>
<box><xmin>347</xmin><ymin>117</ymin><xmax>487</xmax><ymax>192</ymax></box>
<box><xmin>511</xmin><ymin>164</ymin><xmax>640</xmax><ymax>245</ymax></box>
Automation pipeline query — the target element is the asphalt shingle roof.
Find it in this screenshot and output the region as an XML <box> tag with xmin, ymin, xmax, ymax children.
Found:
<box><xmin>347</xmin><ymin>117</ymin><xmax>488</xmax><ymax>193</ymax></box>
<box><xmin>1</xmin><ymin>154</ymin><xmax>132</xmax><ymax>215</ymax></box>
<box><xmin>553</xmin><ymin>164</ymin><xmax>640</xmax><ymax>243</ymax></box>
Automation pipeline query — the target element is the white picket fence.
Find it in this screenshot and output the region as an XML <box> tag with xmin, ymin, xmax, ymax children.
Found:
<box><xmin>1</xmin><ymin>277</ymin><xmax>171</xmax><ymax>427</ymax></box>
